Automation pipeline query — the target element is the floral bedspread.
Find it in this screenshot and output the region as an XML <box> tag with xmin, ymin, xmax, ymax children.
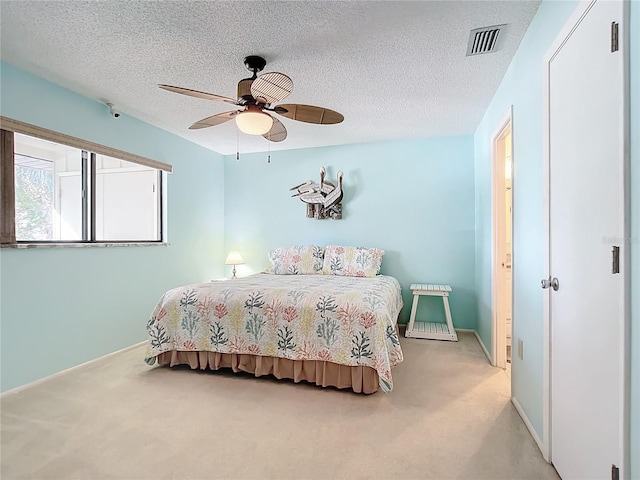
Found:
<box><xmin>145</xmin><ymin>274</ymin><xmax>404</xmax><ymax>392</ymax></box>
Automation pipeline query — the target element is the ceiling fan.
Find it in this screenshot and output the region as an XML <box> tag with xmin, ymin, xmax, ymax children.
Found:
<box><xmin>159</xmin><ymin>55</ymin><xmax>344</xmax><ymax>143</ymax></box>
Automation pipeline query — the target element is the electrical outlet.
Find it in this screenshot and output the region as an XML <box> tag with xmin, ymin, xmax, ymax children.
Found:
<box><xmin>518</xmin><ymin>338</ymin><xmax>523</xmax><ymax>360</ymax></box>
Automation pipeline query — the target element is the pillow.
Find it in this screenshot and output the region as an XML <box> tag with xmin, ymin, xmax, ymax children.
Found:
<box><xmin>322</xmin><ymin>245</ymin><xmax>384</xmax><ymax>277</ymax></box>
<box><xmin>265</xmin><ymin>245</ymin><xmax>325</xmax><ymax>275</ymax></box>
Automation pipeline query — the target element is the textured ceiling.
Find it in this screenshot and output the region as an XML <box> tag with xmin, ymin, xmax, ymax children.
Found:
<box><xmin>0</xmin><ymin>1</ymin><xmax>540</xmax><ymax>156</ymax></box>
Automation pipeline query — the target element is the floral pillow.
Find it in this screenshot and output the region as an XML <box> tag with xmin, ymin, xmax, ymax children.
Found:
<box><xmin>265</xmin><ymin>245</ymin><xmax>325</xmax><ymax>275</ymax></box>
<box><xmin>322</xmin><ymin>245</ymin><xmax>384</xmax><ymax>277</ymax></box>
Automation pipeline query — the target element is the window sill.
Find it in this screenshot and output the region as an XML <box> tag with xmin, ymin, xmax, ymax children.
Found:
<box><xmin>0</xmin><ymin>242</ymin><xmax>169</xmax><ymax>249</ymax></box>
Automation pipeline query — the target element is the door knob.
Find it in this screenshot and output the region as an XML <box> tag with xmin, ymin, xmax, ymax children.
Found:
<box><xmin>541</xmin><ymin>277</ymin><xmax>560</xmax><ymax>291</ymax></box>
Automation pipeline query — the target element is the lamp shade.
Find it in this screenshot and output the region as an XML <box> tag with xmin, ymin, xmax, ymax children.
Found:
<box><xmin>235</xmin><ymin>108</ymin><xmax>273</xmax><ymax>135</ymax></box>
<box><xmin>225</xmin><ymin>251</ymin><xmax>244</xmax><ymax>265</ymax></box>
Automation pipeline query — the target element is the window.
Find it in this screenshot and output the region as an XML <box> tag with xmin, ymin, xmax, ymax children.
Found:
<box><xmin>95</xmin><ymin>156</ymin><xmax>160</xmax><ymax>241</ymax></box>
<box><xmin>15</xmin><ymin>153</ymin><xmax>56</xmax><ymax>240</ymax></box>
<box><xmin>1</xmin><ymin>117</ymin><xmax>172</xmax><ymax>245</ymax></box>
<box><xmin>15</xmin><ymin>135</ymin><xmax>83</xmax><ymax>241</ymax></box>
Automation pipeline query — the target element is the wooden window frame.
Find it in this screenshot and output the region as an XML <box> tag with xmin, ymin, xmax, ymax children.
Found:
<box><xmin>1</xmin><ymin>117</ymin><xmax>171</xmax><ymax>246</ymax></box>
<box><xmin>0</xmin><ymin>129</ymin><xmax>16</xmax><ymax>244</ymax></box>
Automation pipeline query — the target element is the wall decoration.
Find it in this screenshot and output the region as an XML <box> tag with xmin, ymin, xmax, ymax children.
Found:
<box><xmin>290</xmin><ymin>167</ymin><xmax>344</xmax><ymax>219</ymax></box>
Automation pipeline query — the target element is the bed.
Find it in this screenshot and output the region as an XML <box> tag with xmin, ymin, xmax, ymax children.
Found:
<box><xmin>144</xmin><ymin>272</ymin><xmax>404</xmax><ymax>393</ymax></box>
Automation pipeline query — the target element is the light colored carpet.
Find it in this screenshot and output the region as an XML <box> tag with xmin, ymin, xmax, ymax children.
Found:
<box><xmin>1</xmin><ymin>331</ymin><xmax>559</xmax><ymax>480</ymax></box>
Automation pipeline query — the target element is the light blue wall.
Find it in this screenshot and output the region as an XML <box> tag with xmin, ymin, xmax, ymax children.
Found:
<box><xmin>223</xmin><ymin>136</ymin><xmax>476</xmax><ymax>328</ymax></box>
<box><xmin>474</xmin><ymin>0</ymin><xmax>639</xmax><ymax>473</ymax></box>
<box><xmin>473</xmin><ymin>0</ymin><xmax>578</xmax><ymax>437</ymax></box>
<box><xmin>0</xmin><ymin>62</ymin><xmax>226</xmax><ymax>392</ymax></box>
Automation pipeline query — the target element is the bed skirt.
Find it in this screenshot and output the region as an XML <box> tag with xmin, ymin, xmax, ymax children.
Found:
<box><xmin>155</xmin><ymin>350</ymin><xmax>380</xmax><ymax>394</ymax></box>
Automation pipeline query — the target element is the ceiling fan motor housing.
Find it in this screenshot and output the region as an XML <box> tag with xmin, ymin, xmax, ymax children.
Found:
<box><xmin>238</xmin><ymin>56</ymin><xmax>267</xmax><ymax>104</ymax></box>
<box><xmin>237</xmin><ymin>77</ymin><xmax>254</xmax><ymax>103</ymax></box>
<box><xmin>244</xmin><ymin>55</ymin><xmax>266</xmax><ymax>73</ymax></box>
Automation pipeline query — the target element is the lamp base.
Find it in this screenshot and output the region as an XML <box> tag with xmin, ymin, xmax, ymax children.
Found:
<box><xmin>232</xmin><ymin>266</ymin><xmax>237</xmax><ymax>279</ymax></box>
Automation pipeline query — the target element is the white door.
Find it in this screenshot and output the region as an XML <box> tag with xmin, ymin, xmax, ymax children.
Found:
<box><xmin>547</xmin><ymin>1</ymin><xmax>626</xmax><ymax>478</ymax></box>
<box><xmin>504</xmin><ymin>174</ymin><xmax>512</xmax><ymax>362</ymax></box>
<box><xmin>492</xmin><ymin>114</ymin><xmax>513</xmax><ymax>369</ymax></box>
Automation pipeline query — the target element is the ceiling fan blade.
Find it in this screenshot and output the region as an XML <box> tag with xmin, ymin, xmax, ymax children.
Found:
<box><xmin>251</xmin><ymin>72</ymin><xmax>293</xmax><ymax>104</ymax></box>
<box><xmin>159</xmin><ymin>84</ymin><xmax>238</xmax><ymax>105</ymax></box>
<box><xmin>276</xmin><ymin>104</ymin><xmax>344</xmax><ymax>125</ymax></box>
<box><xmin>263</xmin><ymin>116</ymin><xmax>287</xmax><ymax>142</ymax></box>
<box><xmin>266</xmin><ymin>105</ymin><xmax>289</xmax><ymax>114</ymax></box>
<box><xmin>189</xmin><ymin>110</ymin><xmax>239</xmax><ymax>130</ymax></box>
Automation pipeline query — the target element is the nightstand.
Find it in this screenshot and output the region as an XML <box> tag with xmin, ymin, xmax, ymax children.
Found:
<box><xmin>405</xmin><ymin>284</ymin><xmax>457</xmax><ymax>341</ymax></box>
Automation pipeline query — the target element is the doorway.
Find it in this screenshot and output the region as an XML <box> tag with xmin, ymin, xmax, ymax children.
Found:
<box><xmin>492</xmin><ymin>108</ymin><xmax>513</xmax><ymax>370</ymax></box>
<box><xmin>543</xmin><ymin>0</ymin><xmax>629</xmax><ymax>477</ymax></box>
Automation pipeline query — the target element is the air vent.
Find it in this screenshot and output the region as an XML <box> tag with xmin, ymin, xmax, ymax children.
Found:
<box><xmin>466</xmin><ymin>24</ymin><xmax>506</xmax><ymax>56</ymax></box>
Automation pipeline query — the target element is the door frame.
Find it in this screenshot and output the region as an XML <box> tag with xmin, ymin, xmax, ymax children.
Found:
<box><xmin>491</xmin><ymin>106</ymin><xmax>513</xmax><ymax>369</ymax></box>
<box><xmin>541</xmin><ymin>0</ymin><xmax>631</xmax><ymax>470</ymax></box>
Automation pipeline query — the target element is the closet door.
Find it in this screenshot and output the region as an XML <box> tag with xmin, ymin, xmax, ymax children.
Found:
<box><xmin>547</xmin><ymin>0</ymin><xmax>627</xmax><ymax>478</ymax></box>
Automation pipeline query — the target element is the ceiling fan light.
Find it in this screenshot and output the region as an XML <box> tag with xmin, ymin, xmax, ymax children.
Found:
<box><xmin>235</xmin><ymin>110</ymin><xmax>273</xmax><ymax>135</ymax></box>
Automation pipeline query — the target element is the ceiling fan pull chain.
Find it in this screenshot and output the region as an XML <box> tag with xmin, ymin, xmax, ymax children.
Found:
<box><xmin>267</xmin><ymin>131</ymin><xmax>271</xmax><ymax>163</ymax></box>
<box><xmin>236</xmin><ymin>125</ymin><xmax>240</xmax><ymax>161</ymax></box>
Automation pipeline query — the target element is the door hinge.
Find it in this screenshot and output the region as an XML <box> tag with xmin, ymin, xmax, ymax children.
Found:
<box><xmin>612</xmin><ymin>246</ymin><xmax>620</xmax><ymax>274</ymax></box>
<box><xmin>611</xmin><ymin>22</ymin><xmax>619</xmax><ymax>52</ymax></box>
<box><xmin>612</xmin><ymin>464</ymin><xmax>619</xmax><ymax>480</ymax></box>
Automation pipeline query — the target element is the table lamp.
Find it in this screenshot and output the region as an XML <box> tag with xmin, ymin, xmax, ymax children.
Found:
<box><xmin>225</xmin><ymin>251</ymin><xmax>244</xmax><ymax>279</ymax></box>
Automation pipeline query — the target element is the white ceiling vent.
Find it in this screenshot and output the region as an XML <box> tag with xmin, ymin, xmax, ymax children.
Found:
<box><xmin>466</xmin><ymin>24</ymin><xmax>507</xmax><ymax>56</ymax></box>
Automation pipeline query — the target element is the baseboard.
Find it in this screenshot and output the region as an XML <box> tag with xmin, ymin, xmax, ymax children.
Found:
<box><xmin>511</xmin><ymin>396</ymin><xmax>546</xmax><ymax>458</ymax></box>
<box><xmin>455</xmin><ymin>328</ymin><xmax>476</xmax><ymax>336</ymax></box>
<box><xmin>457</xmin><ymin>328</ymin><xmax>492</xmax><ymax>364</ymax></box>
<box><xmin>1</xmin><ymin>340</ymin><xmax>147</xmax><ymax>398</ymax></box>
